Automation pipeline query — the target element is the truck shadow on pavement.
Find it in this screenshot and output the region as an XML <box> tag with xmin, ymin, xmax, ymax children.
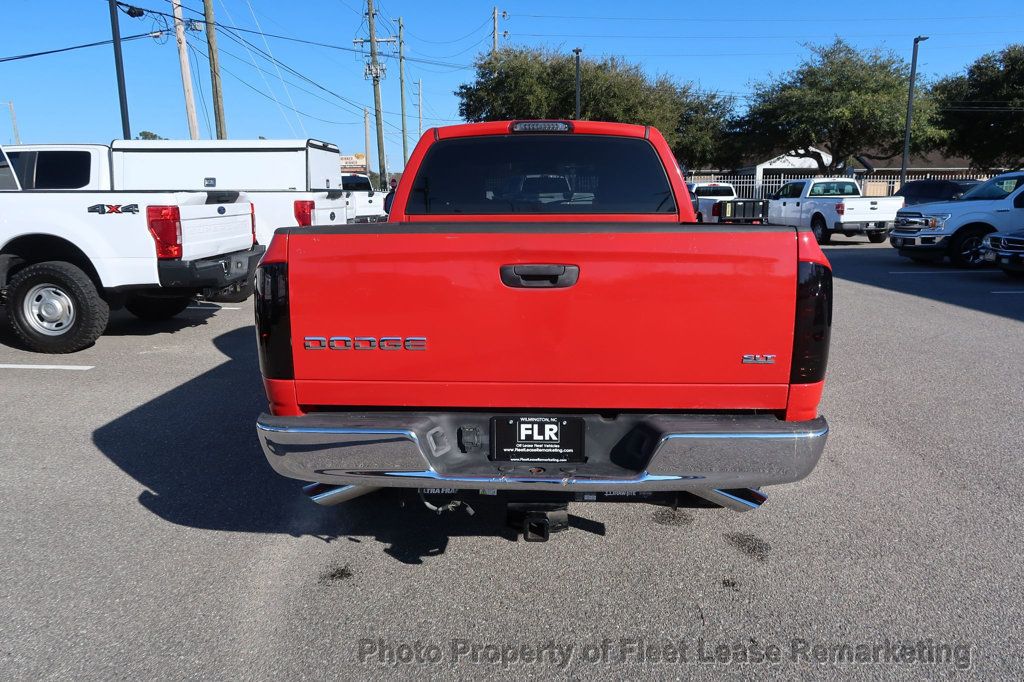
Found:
<box><xmin>825</xmin><ymin>246</ymin><xmax>1024</xmax><ymax>324</ymax></box>
<box><xmin>92</xmin><ymin>326</ymin><xmax>602</xmax><ymax>564</ymax></box>
<box><xmin>0</xmin><ymin>307</ymin><xmax>219</xmax><ymax>350</ymax></box>
<box><xmin>101</xmin><ymin>307</ymin><xmax>219</xmax><ymax>336</ymax></box>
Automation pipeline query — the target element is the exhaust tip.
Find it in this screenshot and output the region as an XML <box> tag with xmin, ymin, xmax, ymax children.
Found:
<box><xmin>302</xmin><ymin>483</ymin><xmax>379</xmax><ymax>506</ymax></box>
<box><xmin>694</xmin><ymin>488</ymin><xmax>768</xmax><ymax>512</ymax></box>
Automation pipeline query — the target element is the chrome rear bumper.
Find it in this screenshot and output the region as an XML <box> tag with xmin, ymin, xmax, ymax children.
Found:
<box><xmin>256</xmin><ymin>411</ymin><xmax>828</xmax><ymax>498</ymax></box>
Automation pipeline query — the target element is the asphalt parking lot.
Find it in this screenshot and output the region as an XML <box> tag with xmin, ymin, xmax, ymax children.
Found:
<box><xmin>2</xmin><ymin>239</ymin><xmax>1022</xmax><ymax>678</ymax></box>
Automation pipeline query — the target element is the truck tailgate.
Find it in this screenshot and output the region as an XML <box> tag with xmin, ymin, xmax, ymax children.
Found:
<box><xmin>176</xmin><ymin>194</ymin><xmax>254</xmax><ymax>261</ymax></box>
<box><xmin>287</xmin><ymin>225</ymin><xmax>798</xmax><ymax>410</ymax></box>
<box><xmin>839</xmin><ymin>197</ymin><xmax>903</xmax><ymax>221</ymax></box>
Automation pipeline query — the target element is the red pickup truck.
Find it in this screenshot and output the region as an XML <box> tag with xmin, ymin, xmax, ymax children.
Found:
<box><xmin>255</xmin><ymin>120</ymin><xmax>831</xmax><ymax>540</ymax></box>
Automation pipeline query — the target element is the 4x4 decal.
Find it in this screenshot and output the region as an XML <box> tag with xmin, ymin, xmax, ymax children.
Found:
<box><xmin>87</xmin><ymin>203</ymin><xmax>139</xmax><ymax>215</ymax></box>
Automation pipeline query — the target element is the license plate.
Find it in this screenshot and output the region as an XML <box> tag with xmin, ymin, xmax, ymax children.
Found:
<box><xmin>491</xmin><ymin>416</ymin><xmax>585</xmax><ymax>463</ymax></box>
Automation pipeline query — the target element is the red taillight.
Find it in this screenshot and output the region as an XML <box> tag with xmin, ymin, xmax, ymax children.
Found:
<box><xmin>836</xmin><ymin>202</ymin><xmax>845</xmax><ymax>215</ymax></box>
<box><xmin>293</xmin><ymin>200</ymin><xmax>314</xmax><ymax>227</ymax></box>
<box><xmin>711</xmin><ymin>202</ymin><xmax>721</xmax><ymax>217</ymax></box>
<box><xmin>146</xmin><ymin>205</ymin><xmax>182</xmax><ymax>259</ymax></box>
<box><xmin>250</xmin><ymin>202</ymin><xmax>257</xmax><ymax>244</ymax></box>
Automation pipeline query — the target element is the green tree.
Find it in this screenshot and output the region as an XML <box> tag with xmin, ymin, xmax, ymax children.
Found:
<box><xmin>136</xmin><ymin>130</ymin><xmax>165</xmax><ymax>140</ymax></box>
<box><xmin>456</xmin><ymin>49</ymin><xmax>733</xmax><ymax>168</ymax></box>
<box><xmin>733</xmin><ymin>39</ymin><xmax>939</xmax><ymax>173</ymax></box>
<box><xmin>932</xmin><ymin>45</ymin><xmax>1024</xmax><ymax>169</ymax></box>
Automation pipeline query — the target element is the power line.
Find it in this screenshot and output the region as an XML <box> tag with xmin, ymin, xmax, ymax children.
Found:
<box><xmin>404</xmin><ymin>16</ymin><xmax>491</xmax><ymax>45</ymax></box>
<box><xmin>120</xmin><ymin>2</ymin><xmax>473</xmax><ymax>69</ymax></box>
<box><xmin>513</xmin><ymin>30</ymin><xmax>1024</xmax><ymax>40</ymax></box>
<box><xmin>513</xmin><ymin>12</ymin><xmax>1024</xmax><ymax>23</ymax></box>
<box><xmin>242</xmin><ymin>0</ymin><xmax>306</xmax><ymax>135</ymax></box>
<box><xmin>215</xmin><ymin>0</ymin><xmax>296</xmax><ymax>135</ymax></box>
<box><xmin>194</xmin><ymin>28</ymin><xmax>366</xmax><ymax>124</ymax></box>
<box><xmin>198</xmin><ymin>16</ymin><xmax>458</xmax><ymax>125</ymax></box>
<box><xmin>187</xmin><ymin>41</ymin><xmax>213</xmax><ymax>137</ymax></box>
<box><xmin>190</xmin><ymin>39</ymin><xmax>363</xmax><ymax>125</ymax></box>
<box><xmin>0</xmin><ymin>32</ymin><xmax>158</xmax><ymax>63</ymax></box>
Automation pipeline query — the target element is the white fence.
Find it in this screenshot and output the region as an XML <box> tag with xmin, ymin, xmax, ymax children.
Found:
<box><xmin>687</xmin><ymin>172</ymin><xmax>993</xmax><ymax>199</ymax></box>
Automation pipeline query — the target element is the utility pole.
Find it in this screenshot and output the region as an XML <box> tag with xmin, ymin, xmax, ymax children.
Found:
<box><xmin>492</xmin><ymin>7</ymin><xmax>499</xmax><ymax>56</ymax></box>
<box><xmin>203</xmin><ymin>0</ymin><xmax>228</xmax><ymax>139</ymax></box>
<box><xmin>354</xmin><ymin>0</ymin><xmax>394</xmax><ymax>185</ymax></box>
<box><xmin>398</xmin><ymin>17</ymin><xmax>408</xmax><ymax>163</ymax></box>
<box><xmin>7</xmin><ymin>101</ymin><xmax>20</xmax><ymax>144</ymax></box>
<box><xmin>364</xmin><ymin>107</ymin><xmax>371</xmax><ymax>174</ymax></box>
<box><xmin>491</xmin><ymin>8</ymin><xmax>506</xmax><ymax>57</ymax></box>
<box><xmin>107</xmin><ymin>0</ymin><xmax>131</xmax><ymax>139</ymax></box>
<box><xmin>172</xmin><ymin>1</ymin><xmax>200</xmax><ymax>139</ymax></box>
<box><xmin>900</xmin><ymin>35</ymin><xmax>928</xmax><ymax>187</ymax></box>
<box><xmin>573</xmin><ymin>47</ymin><xmax>582</xmax><ymax>120</ymax></box>
<box><xmin>417</xmin><ymin>79</ymin><xmax>423</xmax><ymax>139</ymax></box>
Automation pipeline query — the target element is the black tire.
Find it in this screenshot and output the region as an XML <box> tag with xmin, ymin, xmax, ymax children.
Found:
<box><xmin>125</xmin><ymin>295</ymin><xmax>192</xmax><ymax>320</ymax></box>
<box><xmin>1000</xmin><ymin>268</ymin><xmax>1024</xmax><ymax>280</ymax></box>
<box><xmin>5</xmin><ymin>261</ymin><xmax>109</xmax><ymax>353</ymax></box>
<box><xmin>811</xmin><ymin>215</ymin><xmax>831</xmax><ymax>245</ymax></box>
<box><xmin>867</xmin><ymin>232</ymin><xmax>888</xmax><ymax>243</ymax></box>
<box><xmin>949</xmin><ymin>227</ymin><xmax>990</xmax><ymax>267</ymax></box>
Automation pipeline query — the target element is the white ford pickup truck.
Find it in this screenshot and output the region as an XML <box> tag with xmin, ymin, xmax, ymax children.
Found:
<box><xmin>767</xmin><ymin>178</ymin><xmax>904</xmax><ymax>244</ymax></box>
<box><xmin>0</xmin><ymin>144</ymin><xmax>264</xmax><ymax>353</ymax></box>
<box><xmin>890</xmin><ymin>172</ymin><xmax>1024</xmax><ymax>267</ymax></box>
<box><xmin>8</xmin><ymin>139</ymin><xmax>355</xmax><ymax>247</ymax></box>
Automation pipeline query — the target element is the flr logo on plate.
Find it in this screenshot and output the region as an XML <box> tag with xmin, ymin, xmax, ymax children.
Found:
<box><xmin>518</xmin><ymin>421</ymin><xmax>560</xmax><ymax>443</ymax></box>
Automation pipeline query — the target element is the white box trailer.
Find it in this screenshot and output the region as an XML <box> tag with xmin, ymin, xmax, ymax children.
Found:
<box><xmin>108</xmin><ymin>139</ymin><xmax>355</xmax><ymax>244</ymax></box>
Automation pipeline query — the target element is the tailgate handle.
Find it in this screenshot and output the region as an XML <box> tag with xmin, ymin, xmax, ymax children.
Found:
<box><xmin>500</xmin><ymin>264</ymin><xmax>579</xmax><ymax>288</ymax></box>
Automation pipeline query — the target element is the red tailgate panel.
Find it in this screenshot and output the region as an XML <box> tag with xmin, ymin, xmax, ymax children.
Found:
<box><xmin>288</xmin><ymin>228</ymin><xmax>796</xmax><ymax>409</ymax></box>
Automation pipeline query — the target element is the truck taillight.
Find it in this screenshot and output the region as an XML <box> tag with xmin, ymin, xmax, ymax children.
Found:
<box><xmin>255</xmin><ymin>260</ymin><xmax>293</xmax><ymax>379</ymax></box>
<box><xmin>836</xmin><ymin>202</ymin><xmax>845</xmax><ymax>215</ymax></box>
<box><xmin>146</xmin><ymin>205</ymin><xmax>182</xmax><ymax>259</ymax></box>
<box><xmin>711</xmin><ymin>202</ymin><xmax>721</xmax><ymax>217</ymax></box>
<box><xmin>293</xmin><ymin>200</ymin><xmax>314</xmax><ymax>227</ymax></box>
<box><xmin>791</xmin><ymin>262</ymin><xmax>832</xmax><ymax>383</ymax></box>
<box><xmin>250</xmin><ymin>202</ymin><xmax>257</xmax><ymax>244</ymax></box>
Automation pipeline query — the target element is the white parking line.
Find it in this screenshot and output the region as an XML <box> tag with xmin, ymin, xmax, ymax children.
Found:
<box><xmin>990</xmin><ymin>291</ymin><xmax>1024</xmax><ymax>294</ymax></box>
<box><xmin>0</xmin><ymin>363</ymin><xmax>94</xmax><ymax>371</ymax></box>
<box><xmin>187</xmin><ymin>305</ymin><xmax>241</xmax><ymax>311</ymax></box>
<box><xmin>888</xmin><ymin>271</ymin><xmax>994</xmax><ymax>275</ymax></box>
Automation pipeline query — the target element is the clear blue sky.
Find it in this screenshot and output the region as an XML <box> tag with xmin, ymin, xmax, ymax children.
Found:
<box><xmin>2</xmin><ymin>0</ymin><xmax>1022</xmax><ymax>170</ymax></box>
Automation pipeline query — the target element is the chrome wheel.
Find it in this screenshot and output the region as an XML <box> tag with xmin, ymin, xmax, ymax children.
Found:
<box><xmin>22</xmin><ymin>283</ymin><xmax>76</xmax><ymax>336</ymax></box>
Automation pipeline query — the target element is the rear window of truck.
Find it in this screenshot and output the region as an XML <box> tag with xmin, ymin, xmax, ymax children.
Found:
<box><xmin>808</xmin><ymin>181</ymin><xmax>859</xmax><ymax>197</ymax></box>
<box><xmin>6</xmin><ymin>150</ymin><xmax>92</xmax><ymax>189</ymax></box>
<box><xmin>342</xmin><ymin>175</ymin><xmax>374</xmax><ymax>192</ymax></box>
<box><xmin>405</xmin><ymin>135</ymin><xmax>676</xmax><ymax>215</ymax></box>
<box><xmin>693</xmin><ymin>185</ymin><xmax>735</xmax><ymax>197</ymax></box>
